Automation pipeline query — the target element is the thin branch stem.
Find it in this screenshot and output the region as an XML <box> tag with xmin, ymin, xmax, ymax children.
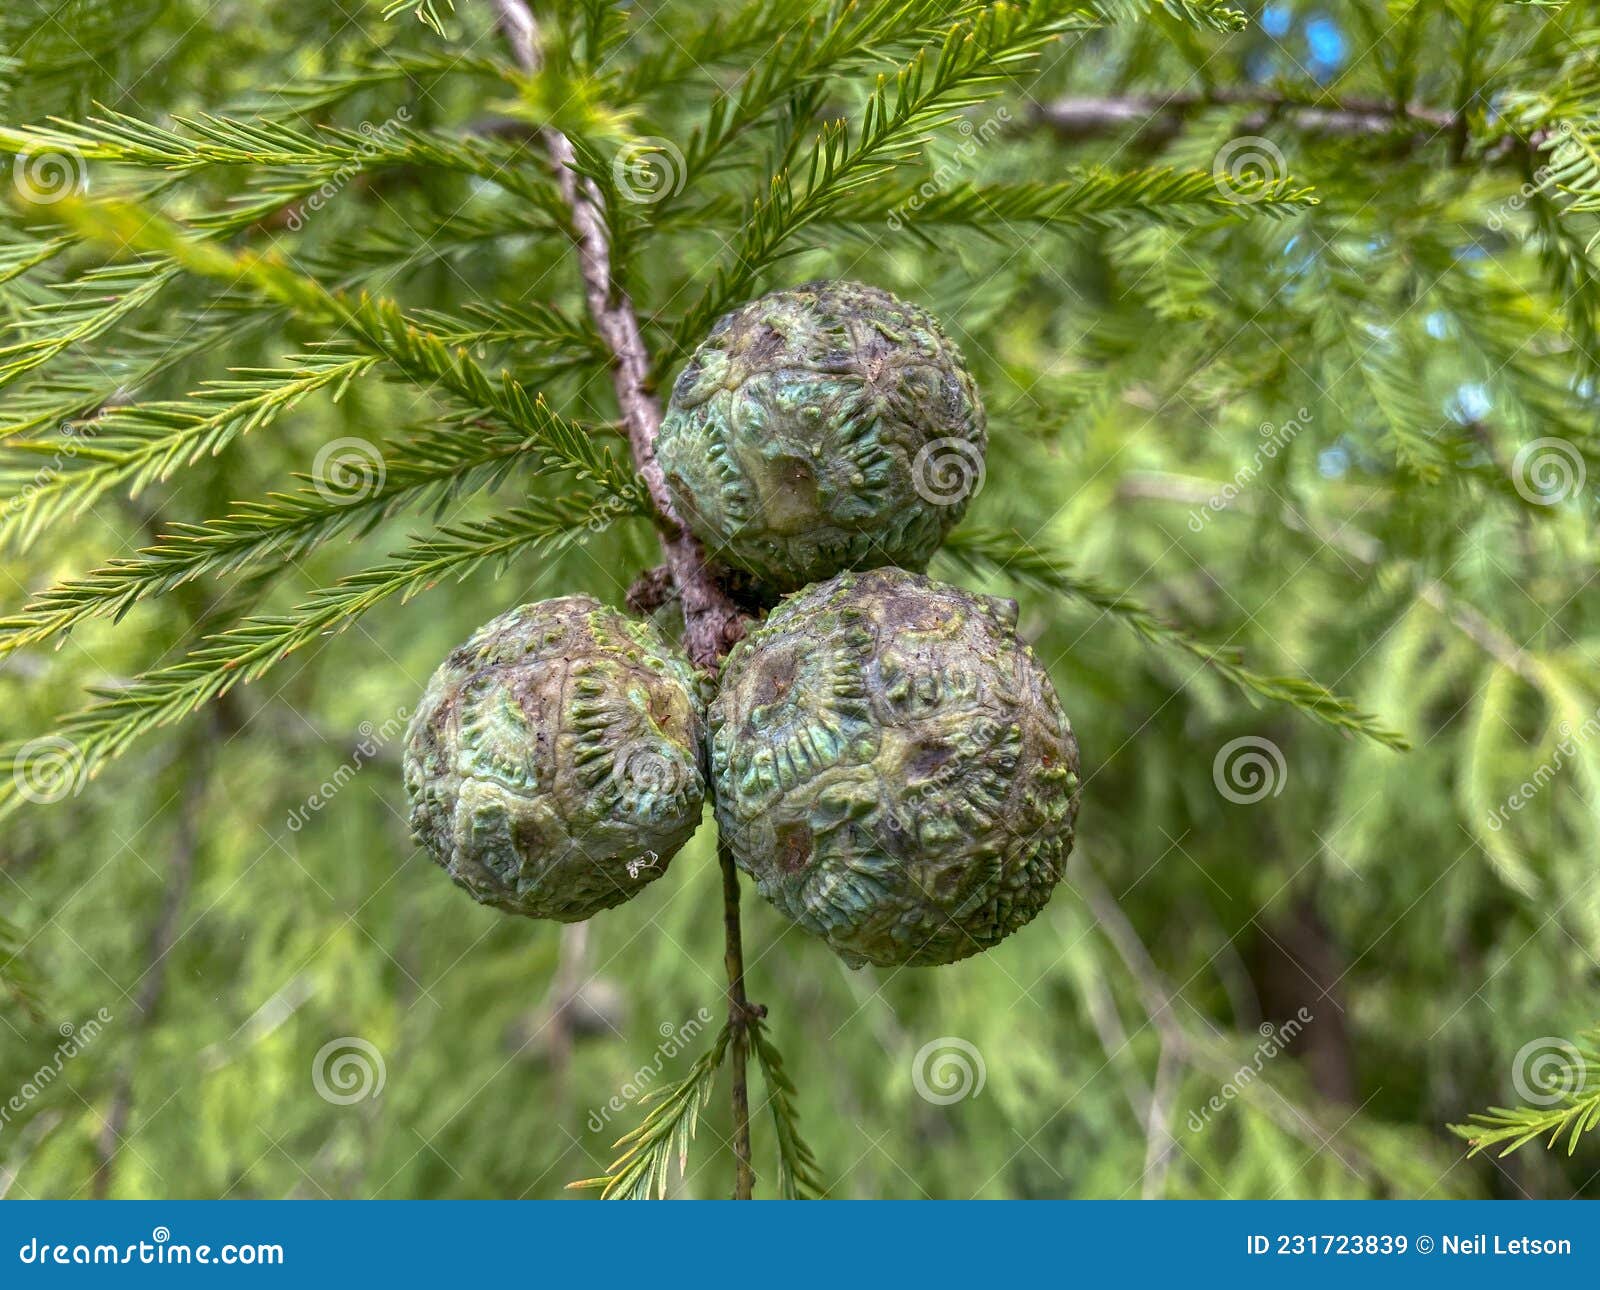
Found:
<box><xmin>490</xmin><ymin>0</ymin><xmax>754</xmax><ymax>1199</ymax></box>
<box><xmin>0</xmin><ymin>1111</ymin><xmax>62</xmax><ymax>1200</ymax></box>
<box><xmin>1080</xmin><ymin>970</ymin><xmax>1151</xmax><ymax>1127</ymax></box>
<box><xmin>1070</xmin><ymin>854</ymin><xmax>1389</xmax><ymax>1185</ymax></box>
<box><xmin>490</xmin><ymin>0</ymin><xmax>742</xmax><ymax>670</ymax></box>
<box><xmin>720</xmin><ymin>836</ymin><xmax>757</xmax><ymax>1200</ymax></box>
<box><xmin>93</xmin><ymin>500</ymin><xmax>232</xmax><ymax>1198</ymax></box>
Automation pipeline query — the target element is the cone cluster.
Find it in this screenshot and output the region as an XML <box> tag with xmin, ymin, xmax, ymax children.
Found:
<box><xmin>404</xmin><ymin>282</ymin><xmax>1081</xmax><ymax>966</ymax></box>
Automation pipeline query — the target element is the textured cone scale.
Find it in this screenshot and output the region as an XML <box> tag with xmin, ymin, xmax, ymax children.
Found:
<box><xmin>708</xmin><ymin>568</ymin><xmax>1081</xmax><ymax>967</ymax></box>
<box><xmin>657</xmin><ymin>280</ymin><xmax>986</xmax><ymax>593</ymax></box>
<box><xmin>404</xmin><ymin>597</ymin><xmax>705</xmax><ymax>922</ymax></box>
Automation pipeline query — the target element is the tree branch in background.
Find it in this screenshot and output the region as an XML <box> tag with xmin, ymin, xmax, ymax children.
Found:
<box><xmin>1070</xmin><ymin>854</ymin><xmax>1390</xmax><ymax>1187</ymax></box>
<box><xmin>1033</xmin><ymin>90</ymin><xmax>1459</xmax><ymax>145</ymax></box>
<box><xmin>1140</xmin><ymin>1043</ymin><xmax>1181</xmax><ymax>1200</ymax></box>
<box><xmin>0</xmin><ymin>1111</ymin><xmax>63</xmax><ymax>1200</ymax></box>
<box><xmin>538</xmin><ymin>923</ymin><xmax>591</xmax><ymax>1082</ymax></box>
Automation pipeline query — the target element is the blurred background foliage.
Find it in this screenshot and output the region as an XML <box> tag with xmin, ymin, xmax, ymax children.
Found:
<box><xmin>0</xmin><ymin>0</ymin><xmax>1597</xmax><ymax>1199</ymax></box>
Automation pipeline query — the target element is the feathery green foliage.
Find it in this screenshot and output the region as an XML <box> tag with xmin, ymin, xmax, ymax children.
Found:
<box><xmin>567</xmin><ymin>1025</ymin><xmax>733</xmax><ymax>1200</ymax></box>
<box><xmin>1451</xmin><ymin>1030</ymin><xmax>1600</xmax><ymax>1158</ymax></box>
<box><xmin>0</xmin><ymin>355</ymin><xmax>381</xmax><ymax>551</ymax></box>
<box><xmin>0</xmin><ymin>421</ymin><xmax>552</xmax><ymax>655</ymax></box>
<box><xmin>381</xmin><ymin>0</ymin><xmax>458</xmax><ymax>36</ymax></box>
<box><xmin>663</xmin><ymin>0</ymin><xmax>1119</xmax><ymax>368</ymax></box>
<box><xmin>0</xmin><ymin>494</ymin><xmax>617</xmax><ymax>817</ymax></box>
<box><xmin>0</xmin><ymin>912</ymin><xmax>45</xmax><ymax>1023</ymax></box>
<box><xmin>940</xmin><ymin>526</ymin><xmax>1411</xmax><ymax>748</ymax></box>
<box><xmin>823</xmin><ymin>168</ymin><xmax>1318</xmax><ymax>236</ymax></box>
<box><xmin>1</xmin><ymin>0</ymin><xmax>1597</xmax><ymax>1204</ymax></box>
<box><xmin>750</xmin><ymin>1020</ymin><xmax>826</xmax><ymax>1199</ymax></box>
